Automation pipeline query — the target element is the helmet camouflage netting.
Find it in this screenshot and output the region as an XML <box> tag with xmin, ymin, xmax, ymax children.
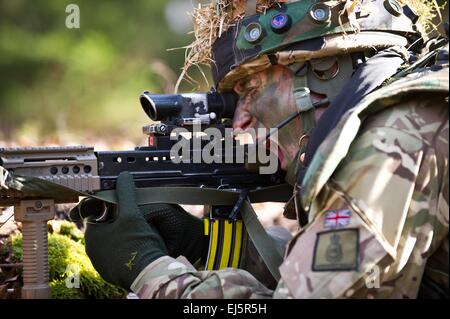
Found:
<box><xmin>177</xmin><ymin>0</ymin><xmax>442</xmax><ymax>91</ymax></box>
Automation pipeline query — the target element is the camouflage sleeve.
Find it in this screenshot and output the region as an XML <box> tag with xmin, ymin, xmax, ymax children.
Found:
<box><xmin>130</xmin><ymin>256</ymin><xmax>274</xmax><ymax>299</ymax></box>
<box><xmin>275</xmin><ymin>97</ymin><xmax>449</xmax><ymax>299</ymax></box>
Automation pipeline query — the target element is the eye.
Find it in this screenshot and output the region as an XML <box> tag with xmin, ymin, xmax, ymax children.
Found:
<box><xmin>244</xmin><ymin>86</ymin><xmax>260</xmax><ymax>101</ymax></box>
<box><xmin>233</xmin><ymin>75</ymin><xmax>262</xmax><ymax>98</ymax></box>
<box><xmin>244</xmin><ymin>78</ymin><xmax>262</xmax><ymax>93</ymax></box>
<box><xmin>234</xmin><ymin>83</ymin><xmax>258</xmax><ymax>99</ymax></box>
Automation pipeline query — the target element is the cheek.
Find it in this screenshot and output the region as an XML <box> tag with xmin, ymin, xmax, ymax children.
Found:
<box><xmin>250</xmin><ymin>83</ymin><xmax>296</xmax><ymax>127</ymax></box>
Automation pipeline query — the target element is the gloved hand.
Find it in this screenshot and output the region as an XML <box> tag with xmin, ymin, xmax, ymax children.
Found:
<box><xmin>81</xmin><ymin>172</ymin><xmax>168</xmax><ymax>290</ymax></box>
<box><xmin>139</xmin><ymin>204</ymin><xmax>207</xmax><ymax>264</ymax></box>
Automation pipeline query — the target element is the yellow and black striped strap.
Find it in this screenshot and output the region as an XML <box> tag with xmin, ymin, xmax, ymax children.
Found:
<box><xmin>205</xmin><ymin>218</ymin><xmax>244</xmax><ymax>271</ymax></box>
<box><xmin>203</xmin><ymin>200</ymin><xmax>283</xmax><ymax>281</ymax></box>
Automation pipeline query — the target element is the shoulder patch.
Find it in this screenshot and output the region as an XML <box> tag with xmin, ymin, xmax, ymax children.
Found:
<box><xmin>312</xmin><ymin>229</ymin><xmax>359</xmax><ymax>272</ymax></box>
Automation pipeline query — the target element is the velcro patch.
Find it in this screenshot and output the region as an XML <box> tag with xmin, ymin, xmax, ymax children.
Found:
<box><xmin>324</xmin><ymin>208</ymin><xmax>351</xmax><ymax>229</ymax></box>
<box><xmin>312</xmin><ymin>229</ymin><xmax>359</xmax><ymax>272</ymax></box>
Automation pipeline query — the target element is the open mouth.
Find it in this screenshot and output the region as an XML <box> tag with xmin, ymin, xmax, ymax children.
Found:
<box><xmin>233</xmin><ymin>116</ymin><xmax>255</xmax><ymax>132</ymax></box>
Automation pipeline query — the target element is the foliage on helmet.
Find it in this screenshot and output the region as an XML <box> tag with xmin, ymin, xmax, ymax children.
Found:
<box><xmin>176</xmin><ymin>0</ymin><xmax>443</xmax><ymax>91</ymax></box>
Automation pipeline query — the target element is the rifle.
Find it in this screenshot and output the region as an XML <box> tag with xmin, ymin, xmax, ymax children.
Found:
<box><xmin>0</xmin><ymin>90</ymin><xmax>292</xmax><ymax>298</ymax></box>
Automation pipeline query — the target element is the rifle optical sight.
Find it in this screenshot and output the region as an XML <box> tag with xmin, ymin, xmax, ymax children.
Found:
<box><xmin>140</xmin><ymin>91</ymin><xmax>238</xmax><ymax>124</ymax></box>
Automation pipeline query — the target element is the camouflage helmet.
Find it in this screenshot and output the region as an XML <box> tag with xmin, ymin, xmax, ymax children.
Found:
<box><xmin>182</xmin><ymin>0</ymin><xmax>435</xmax><ymax>91</ymax></box>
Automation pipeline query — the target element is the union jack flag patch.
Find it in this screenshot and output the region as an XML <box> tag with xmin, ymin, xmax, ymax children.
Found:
<box><xmin>324</xmin><ymin>209</ymin><xmax>351</xmax><ymax>229</ymax></box>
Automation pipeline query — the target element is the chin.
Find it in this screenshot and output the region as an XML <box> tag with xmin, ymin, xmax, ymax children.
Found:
<box><xmin>280</xmin><ymin>156</ymin><xmax>291</xmax><ymax>171</ymax></box>
<box><xmin>280</xmin><ymin>160</ymin><xmax>288</xmax><ymax>171</ymax></box>
<box><xmin>278</xmin><ymin>143</ymin><xmax>299</xmax><ymax>171</ymax></box>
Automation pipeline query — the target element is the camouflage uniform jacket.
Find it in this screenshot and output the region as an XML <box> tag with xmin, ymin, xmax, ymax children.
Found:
<box><xmin>131</xmin><ymin>66</ymin><xmax>449</xmax><ymax>299</ymax></box>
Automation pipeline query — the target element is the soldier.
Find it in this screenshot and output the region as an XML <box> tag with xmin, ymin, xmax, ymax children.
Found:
<box><xmin>77</xmin><ymin>0</ymin><xmax>449</xmax><ymax>298</ymax></box>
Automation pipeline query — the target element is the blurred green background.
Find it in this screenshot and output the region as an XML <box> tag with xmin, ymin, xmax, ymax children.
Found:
<box><xmin>0</xmin><ymin>0</ymin><xmax>209</xmax><ymax>147</ymax></box>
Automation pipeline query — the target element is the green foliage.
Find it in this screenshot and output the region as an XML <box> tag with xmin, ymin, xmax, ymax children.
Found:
<box><xmin>10</xmin><ymin>236</ymin><xmax>23</xmax><ymax>262</ymax></box>
<box><xmin>11</xmin><ymin>222</ymin><xmax>126</xmax><ymax>299</ymax></box>
<box><xmin>50</xmin><ymin>220</ymin><xmax>84</xmax><ymax>243</ymax></box>
<box><xmin>50</xmin><ymin>280</ymin><xmax>82</xmax><ymax>299</ymax></box>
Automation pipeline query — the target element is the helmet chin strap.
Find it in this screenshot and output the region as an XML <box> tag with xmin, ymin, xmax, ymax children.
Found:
<box><xmin>257</xmin><ymin>61</ymin><xmax>329</xmax><ymax>175</ymax></box>
<box><xmin>258</xmin><ymin>97</ymin><xmax>329</xmax><ymax>147</ymax></box>
<box><xmin>255</xmin><ymin>62</ymin><xmax>328</xmax><ymax>225</ymax></box>
<box><xmin>257</xmin><ymin>61</ymin><xmax>329</xmax><ymax>223</ymax></box>
<box><xmin>243</xmin><ymin>62</ymin><xmax>329</xmax><ymax>223</ymax></box>
<box><xmin>273</xmin><ymin>62</ymin><xmax>322</xmax><ymax>186</ymax></box>
<box><xmin>257</xmin><ymin>54</ymin><xmax>358</xmax><ymax>153</ymax></box>
<box><xmin>251</xmin><ymin>59</ymin><xmax>343</xmax><ymax>200</ymax></box>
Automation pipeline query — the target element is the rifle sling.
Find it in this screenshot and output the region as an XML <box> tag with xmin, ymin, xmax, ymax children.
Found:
<box><xmin>93</xmin><ymin>184</ymin><xmax>293</xmax><ymax>206</ymax></box>
<box><xmin>240</xmin><ymin>200</ymin><xmax>283</xmax><ymax>281</ymax></box>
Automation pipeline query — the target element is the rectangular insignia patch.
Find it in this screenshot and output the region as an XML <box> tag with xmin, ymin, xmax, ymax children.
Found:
<box><xmin>324</xmin><ymin>209</ymin><xmax>351</xmax><ymax>229</ymax></box>
<box><xmin>312</xmin><ymin>229</ymin><xmax>359</xmax><ymax>272</ymax></box>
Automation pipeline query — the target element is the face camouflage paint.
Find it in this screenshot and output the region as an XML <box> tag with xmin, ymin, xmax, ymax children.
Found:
<box><xmin>233</xmin><ymin>65</ymin><xmax>303</xmax><ymax>169</ymax></box>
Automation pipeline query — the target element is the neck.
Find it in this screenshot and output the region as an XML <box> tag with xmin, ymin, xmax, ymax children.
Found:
<box><xmin>314</xmin><ymin>105</ymin><xmax>329</xmax><ymax>123</ymax></box>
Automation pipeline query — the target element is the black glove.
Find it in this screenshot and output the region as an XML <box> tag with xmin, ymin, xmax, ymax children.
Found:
<box><xmin>79</xmin><ymin>172</ymin><xmax>168</xmax><ymax>290</ymax></box>
<box><xmin>139</xmin><ymin>203</ymin><xmax>208</xmax><ymax>265</ymax></box>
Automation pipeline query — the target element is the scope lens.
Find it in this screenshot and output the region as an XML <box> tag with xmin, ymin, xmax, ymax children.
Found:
<box><xmin>140</xmin><ymin>92</ymin><xmax>184</xmax><ymax>121</ymax></box>
<box><xmin>140</xmin><ymin>93</ymin><xmax>158</xmax><ymax>120</ymax></box>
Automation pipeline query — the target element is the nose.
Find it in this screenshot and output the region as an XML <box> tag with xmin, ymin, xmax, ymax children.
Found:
<box><xmin>232</xmin><ymin>99</ymin><xmax>257</xmax><ymax>132</ymax></box>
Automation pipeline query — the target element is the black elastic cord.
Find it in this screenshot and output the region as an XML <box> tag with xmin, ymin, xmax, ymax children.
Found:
<box><xmin>260</xmin><ymin>98</ymin><xmax>330</xmax><ymax>144</ymax></box>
